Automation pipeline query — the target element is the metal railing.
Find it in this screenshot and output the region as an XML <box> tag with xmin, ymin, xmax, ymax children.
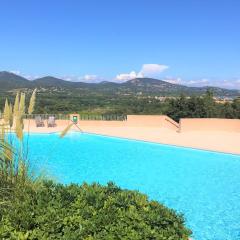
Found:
<box><xmin>79</xmin><ymin>114</ymin><xmax>127</xmax><ymax>121</ymax></box>
<box><xmin>22</xmin><ymin>114</ymin><xmax>127</xmax><ymax>121</ymax></box>
<box><xmin>24</xmin><ymin>114</ymin><xmax>70</xmax><ymax>120</ymax></box>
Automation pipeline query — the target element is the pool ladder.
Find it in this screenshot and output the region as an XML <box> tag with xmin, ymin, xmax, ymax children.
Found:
<box><xmin>70</xmin><ymin>120</ymin><xmax>84</xmax><ymax>133</ymax></box>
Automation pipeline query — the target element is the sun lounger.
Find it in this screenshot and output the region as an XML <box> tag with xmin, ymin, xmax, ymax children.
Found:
<box><xmin>47</xmin><ymin>116</ymin><xmax>56</xmax><ymax>127</ymax></box>
<box><xmin>35</xmin><ymin>116</ymin><xmax>44</xmax><ymax>127</ymax></box>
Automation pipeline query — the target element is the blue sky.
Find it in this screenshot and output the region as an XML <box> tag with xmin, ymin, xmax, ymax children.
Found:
<box><xmin>0</xmin><ymin>0</ymin><xmax>240</xmax><ymax>88</ymax></box>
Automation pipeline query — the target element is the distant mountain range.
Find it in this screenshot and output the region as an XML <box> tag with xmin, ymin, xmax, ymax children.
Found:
<box><xmin>0</xmin><ymin>71</ymin><xmax>239</xmax><ymax>97</ymax></box>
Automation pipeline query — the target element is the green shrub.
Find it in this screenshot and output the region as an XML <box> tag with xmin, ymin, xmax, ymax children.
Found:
<box><xmin>0</xmin><ymin>181</ymin><xmax>191</xmax><ymax>240</ymax></box>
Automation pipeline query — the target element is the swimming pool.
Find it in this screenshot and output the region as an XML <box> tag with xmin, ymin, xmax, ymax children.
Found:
<box><xmin>26</xmin><ymin>132</ymin><xmax>240</xmax><ymax>240</ymax></box>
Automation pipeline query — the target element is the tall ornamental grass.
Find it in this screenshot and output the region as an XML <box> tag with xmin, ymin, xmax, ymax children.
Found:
<box><xmin>0</xmin><ymin>89</ymin><xmax>36</xmax><ymax>187</ymax></box>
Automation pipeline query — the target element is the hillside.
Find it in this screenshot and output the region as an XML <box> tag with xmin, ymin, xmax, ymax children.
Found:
<box><xmin>0</xmin><ymin>71</ymin><xmax>239</xmax><ymax>97</ymax></box>
<box><xmin>0</xmin><ymin>71</ymin><xmax>33</xmax><ymax>90</ymax></box>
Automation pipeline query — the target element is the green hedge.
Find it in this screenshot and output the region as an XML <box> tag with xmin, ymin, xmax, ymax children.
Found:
<box><xmin>0</xmin><ymin>181</ymin><xmax>191</xmax><ymax>239</ymax></box>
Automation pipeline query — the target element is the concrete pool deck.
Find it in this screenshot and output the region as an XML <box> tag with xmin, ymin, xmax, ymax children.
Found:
<box><xmin>21</xmin><ymin>116</ymin><xmax>240</xmax><ymax>155</ymax></box>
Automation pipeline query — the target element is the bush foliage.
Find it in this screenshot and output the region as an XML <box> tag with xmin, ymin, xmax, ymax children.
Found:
<box><xmin>0</xmin><ymin>181</ymin><xmax>191</xmax><ymax>240</ymax></box>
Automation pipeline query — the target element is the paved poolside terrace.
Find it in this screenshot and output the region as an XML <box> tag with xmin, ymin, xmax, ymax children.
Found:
<box><xmin>21</xmin><ymin>115</ymin><xmax>240</xmax><ymax>155</ymax></box>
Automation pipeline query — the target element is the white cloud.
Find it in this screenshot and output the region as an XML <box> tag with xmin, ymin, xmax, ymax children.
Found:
<box><xmin>212</xmin><ymin>79</ymin><xmax>240</xmax><ymax>89</ymax></box>
<box><xmin>186</xmin><ymin>78</ymin><xmax>210</xmax><ymax>85</ymax></box>
<box><xmin>163</xmin><ymin>78</ymin><xmax>211</xmax><ymax>86</ymax></box>
<box><xmin>115</xmin><ymin>64</ymin><xmax>169</xmax><ymax>82</ymax></box>
<box><xmin>181</xmin><ymin>78</ymin><xmax>240</xmax><ymax>89</ymax></box>
<box><xmin>62</xmin><ymin>77</ymin><xmax>73</xmax><ymax>81</ymax></box>
<box><xmin>80</xmin><ymin>74</ymin><xmax>105</xmax><ymax>83</ymax></box>
<box><xmin>116</xmin><ymin>71</ymin><xmax>144</xmax><ymax>82</ymax></box>
<box><xmin>24</xmin><ymin>75</ymin><xmax>40</xmax><ymax>80</ymax></box>
<box><xmin>10</xmin><ymin>70</ymin><xmax>39</xmax><ymax>80</ymax></box>
<box><xmin>163</xmin><ymin>77</ymin><xmax>182</xmax><ymax>84</ymax></box>
<box><xmin>140</xmin><ymin>64</ymin><xmax>169</xmax><ymax>76</ymax></box>
<box><xmin>62</xmin><ymin>74</ymin><xmax>103</xmax><ymax>83</ymax></box>
<box><xmin>10</xmin><ymin>70</ymin><xmax>21</xmax><ymax>75</ymax></box>
<box><xmin>170</xmin><ymin>78</ymin><xmax>240</xmax><ymax>90</ymax></box>
<box><xmin>82</xmin><ymin>74</ymin><xmax>98</xmax><ymax>81</ymax></box>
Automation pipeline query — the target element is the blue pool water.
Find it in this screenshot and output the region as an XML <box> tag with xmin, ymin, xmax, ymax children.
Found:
<box><xmin>25</xmin><ymin>132</ymin><xmax>240</xmax><ymax>240</ymax></box>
